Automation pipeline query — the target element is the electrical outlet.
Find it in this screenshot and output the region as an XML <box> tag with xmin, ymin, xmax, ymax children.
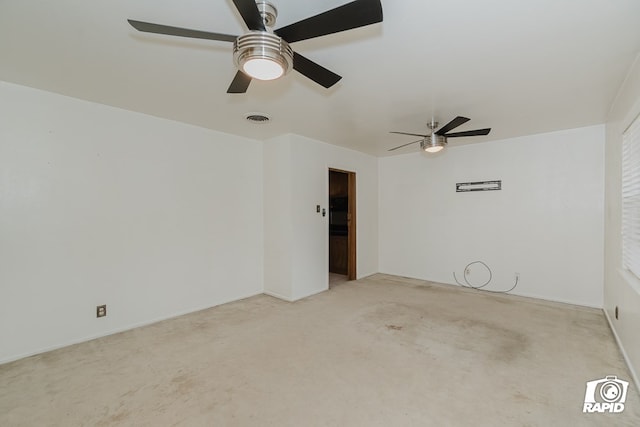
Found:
<box><xmin>96</xmin><ymin>305</ymin><xmax>107</xmax><ymax>318</ymax></box>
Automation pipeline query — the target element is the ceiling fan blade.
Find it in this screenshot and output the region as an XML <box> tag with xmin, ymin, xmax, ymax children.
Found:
<box><xmin>275</xmin><ymin>0</ymin><xmax>383</xmax><ymax>44</ymax></box>
<box><xmin>293</xmin><ymin>52</ymin><xmax>342</xmax><ymax>88</ymax></box>
<box><xmin>390</xmin><ymin>131</ymin><xmax>429</xmax><ymax>138</ymax></box>
<box><xmin>388</xmin><ymin>139</ymin><xmax>422</xmax><ymax>151</ymax></box>
<box><xmin>127</xmin><ymin>20</ymin><xmax>237</xmax><ymax>42</ymax></box>
<box><xmin>227</xmin><ymin>71</ymin><xmax>252</xmax><ymax>94</ymax></box>
<box><xmin>232</xmin><ymin>0</ymin><xmax>266</xmax><ymax>31</ymax></box>
<box><xmin>444</xmin><ymin>128</ymin><xmax>492</xmax><ymax>138</ymax></box>
<box><xmin>435</xmin><ymin>116</ymin><xmax>470</xmax><ymax>135</ymax></box>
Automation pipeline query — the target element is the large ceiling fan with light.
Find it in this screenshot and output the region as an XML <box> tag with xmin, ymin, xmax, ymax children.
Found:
<box><xmin>127</xmin><ymin>0</ymin><xmax>383</xmax><ymax>94</ymax></box>
<box><xmin>389</xmin><ymin>116</ymin><xmax>491</xmax><ymax>153</ymax></box>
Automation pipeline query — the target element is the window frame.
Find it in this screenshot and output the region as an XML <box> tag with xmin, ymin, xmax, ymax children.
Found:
<box><xmin>622</xmin><ymin>113</ymin><xmax>640</xmax><ymax>280</ymax></box>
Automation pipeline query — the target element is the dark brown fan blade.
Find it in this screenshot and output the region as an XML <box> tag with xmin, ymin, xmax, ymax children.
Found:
<box><xmin>127</xmin><ymin>20</ymin><xmax>237</xmax><ymax>42</ymax></box>
<box><xmin>388</xmin><ymin>139</ymin><xmax>423</xmax><ymax>151</ymax></box>
<box><xmin>435</xmin><ymin>116</ymin><xmax>470</xmax><ymax>135</ymax></box>
<box><xmin>227</xmin><ymin>71</ymin><xmax>252</xmax><ymax>94</ymax></box>
<box><xmin>444</xmin><ymin>128</ymin><xmax>492</xmax><ymax>138</ymax></box>
<box><xmin>390</xmin><ymin>131</ymin><xmax>429</xmax><ymax>138</ymax></box>
<box><xmin>232</xmin><ymin>0</ymin><xmax>266</xmax><ymax>31</ymax></box>
<box><xmin>275</xmin><ymin>0</ymin><xmax>383</xmax><ymax>44</ymax></box>
<box><xmin>293</xmin><ymin>52</ymin><xmax>342</xmax><ymax>88</ymax></box>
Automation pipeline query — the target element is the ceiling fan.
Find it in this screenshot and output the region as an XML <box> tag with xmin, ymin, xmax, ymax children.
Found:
<box><xmin>389</xmin><ymin>116</ymin><xmax>491</xmax><ymax>153</ymax></box>
<box><xmin>127</xmin><ymin>0</ymin><xmax>383</xmax><ymax>94</ymax></box>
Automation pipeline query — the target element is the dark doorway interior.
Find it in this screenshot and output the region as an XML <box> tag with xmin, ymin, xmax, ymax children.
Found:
<box><xmin>329</xmin><ymin>169</ymin><xmax>356</xmax><ymax>282</ymax></box>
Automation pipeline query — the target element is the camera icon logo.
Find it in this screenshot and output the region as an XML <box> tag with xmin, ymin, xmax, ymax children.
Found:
<box><xmin>583</xmin><ymin>375</ymin><xmax>629</xmax><ymax>413</ymax></box>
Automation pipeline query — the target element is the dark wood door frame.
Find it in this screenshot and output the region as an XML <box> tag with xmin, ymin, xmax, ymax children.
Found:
<box><xmin>329</xmin><ymin>168</ymin><xmax>356</xmax><ymax>280</ymax></box>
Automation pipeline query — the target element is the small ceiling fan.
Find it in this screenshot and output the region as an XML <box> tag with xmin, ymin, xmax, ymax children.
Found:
<box><xmin>127</xmin><ymin>0</ymin><xmax>383</xmax><ymax>94</ymax></box>
<box><xmin>389</xmin><ymin>116</ymin><xmax>491</xmax><ymax>153</ymax></box>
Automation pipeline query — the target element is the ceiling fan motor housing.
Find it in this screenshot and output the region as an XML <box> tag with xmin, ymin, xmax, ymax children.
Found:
<box><xmin>420</xmin><ymin>134</ymin><xmax>447</xmax><ymax>152</ymax></box>
<box><xmin>233</xmin><ymin>31</ymin><xmax>294</xmax><ymax>79</ymax></box>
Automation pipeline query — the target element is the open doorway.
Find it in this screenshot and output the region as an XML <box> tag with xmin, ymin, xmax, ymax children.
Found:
<box><xmin>328</xmin><ymin>169</ymin><xmax>356</xmax><ymax>287</ymax></box>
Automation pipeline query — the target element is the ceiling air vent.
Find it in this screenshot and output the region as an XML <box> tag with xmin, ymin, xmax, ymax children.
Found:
<box><xmin>245</xmin><ymin>113</ymin><xmax>270</xmax><ymax>124</ymax></box>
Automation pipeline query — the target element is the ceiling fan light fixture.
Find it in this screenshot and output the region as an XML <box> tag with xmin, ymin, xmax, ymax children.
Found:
<box><xmin>243</xmin><ymin>58</ymin><xmax>284</xmax><ymax>80</ymax></box>
<box><xmin>233</xmin><ymin>32</ymin><xmax>293</xmax><ymax>81</ymax></box>
<box><xmin>424</xmin><ymin>145</ymin><xmax>444</xmax><ymax>153</ymax></box>
<box><xmin>421</xmin><ymin>134</ymin><xmax>446</xmax><ymax>153</ymax></box>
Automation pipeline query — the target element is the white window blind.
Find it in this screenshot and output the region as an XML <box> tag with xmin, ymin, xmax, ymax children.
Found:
<box><xmin>622</xmin><ymin>114</ymin><xmax>640</xmax><ymax>279</ymax></box>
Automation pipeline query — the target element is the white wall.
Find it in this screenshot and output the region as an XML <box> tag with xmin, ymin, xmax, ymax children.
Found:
<box><xmin>604</xmin><ymin>54</ymin><xmax>640</xmax><ymax>387</ymax></box>
<box><xmin>379</xmin><ymin>125</ymin><xmax>605</xmax><ymax>307</ymax></box>
<box><xmin>264</xmin><ymin>134</ymin><xmax>379</xmax><ymax>301</ymax></box>
<box><xmin>0</xmin><ymin>82</ymin><xmax>264</xmax><ymax>363</ymax></box>
<box><xmin>263</xmin><ymin>135</ymin><xmax>293</xmax><ymax>300</ymax></box>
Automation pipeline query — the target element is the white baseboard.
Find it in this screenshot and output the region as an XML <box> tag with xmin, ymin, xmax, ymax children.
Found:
<box><xmin>377</xmin><ymin>271</ymin><xmax>603</xmax><ymax>309</ymax></box>
<box><xmin>292</xmin><ymin>287</ymin><xmax>328</xmax><ymax>301</ymax></box>
<box><xmin>265</xmin><ymin>287</ymin><xmax>328</xmax><ymax>302</ymax></box>
<box><xmin>0</xmin><ymin>290</ymin><xmax>263</xmax><ymax>365</ymax></box>
<box><xmin>603</xmin><ymin>308</ymin><xmax>640</xmax><ymax>393</ymax></box>
<box><xmin>263</xmin><ymin>290</ymin><xmax>294</xmax><ymax>302</ymax></box>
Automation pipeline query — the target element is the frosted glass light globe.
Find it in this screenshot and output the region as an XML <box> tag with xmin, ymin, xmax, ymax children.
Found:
<box><xmin>243</xmin><ymin>58</ymin><xmax>284</xmax><ymax>81</ymax></box>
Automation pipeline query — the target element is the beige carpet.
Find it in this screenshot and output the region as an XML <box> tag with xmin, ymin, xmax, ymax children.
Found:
<box><xmin>1</xmin><ymin>274</ymin><xmax>638</xmax><ymax>426</ymax></box>
<box><xmin>329</xmin><ymin>272</ymin><xmax>349</xmax><ymax>287</ymax></box>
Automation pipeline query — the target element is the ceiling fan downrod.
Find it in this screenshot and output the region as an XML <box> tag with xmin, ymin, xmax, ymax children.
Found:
<box><xmin>256</xmin><ymin>1</ymin><xmax>278</xmax><ymax>28</ymax></box>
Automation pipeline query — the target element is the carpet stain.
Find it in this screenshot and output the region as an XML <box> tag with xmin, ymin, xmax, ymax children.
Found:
<box><xmin>512</xmin><ymin>391</ymin><xmax>532</xmax><ymax>402</ymax></box>
<box><xmin>103</xmin><ymin>409</ymin><xmax>131</xmax><ymax>424</ymax></box>
<box><xmin>451</xmin><ymin>318</ymin><xmax>529</xmax><ymax>362</ymax></box>
<box><xmin>170</xmin><ymin>372</ymin><xmax>198</xmax><ymax>395</ymax></box>
<box><xmin>355</xmin><ymin>302</ymin><xmax>530</xmax><ymax>363</ymax></box>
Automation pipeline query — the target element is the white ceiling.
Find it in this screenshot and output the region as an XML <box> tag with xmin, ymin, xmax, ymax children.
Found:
<box><xmin>1</xmin><ymin>0</ymin><xmax>639</xmax><ymax>156</ymax></box>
